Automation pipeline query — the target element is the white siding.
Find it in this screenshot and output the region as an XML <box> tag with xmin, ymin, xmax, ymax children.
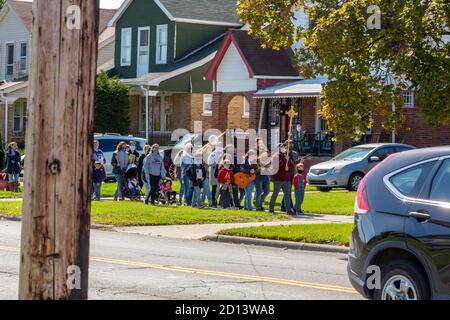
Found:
<box><xmin>97</xmin><ymin>38</ymin><xmax>115</xmax><ymax>68</ymax></box>
<box><xmin>0</xmin><ymin>5</ymin><xmax>30</xmax><ymax>80</ymax></box>
<box><xmin>216</xmin><ymin>42</ymin><xmax>257</xmax><ymax>93</ymax></box>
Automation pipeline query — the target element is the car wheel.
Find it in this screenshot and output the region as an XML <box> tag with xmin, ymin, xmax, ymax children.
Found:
<box><xmin>374</xmin><ymin>259</ymin><xmax>430</xmax><ymax>300</ymax></box>
<box><xmin>317</xmin><ymin>187</ymin><xmax>332</xmax><ymax>192</ymax></box>
<box><xmin>347</xmin><ymin>173</ymin><xmax>364</xmax><ymax>191</ymax></box>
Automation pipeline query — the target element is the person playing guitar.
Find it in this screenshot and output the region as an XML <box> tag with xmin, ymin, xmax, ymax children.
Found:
<box><xmin>239</xmin><ymin>150</ymin><xmax>258</xmax><ymax>211</ymax></box>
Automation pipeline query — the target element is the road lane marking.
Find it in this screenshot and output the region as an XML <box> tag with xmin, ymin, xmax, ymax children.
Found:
<box><xmin>0</xmin><ymin>245</ymin><xmax>357</xmax><ymax>294</ymax></box>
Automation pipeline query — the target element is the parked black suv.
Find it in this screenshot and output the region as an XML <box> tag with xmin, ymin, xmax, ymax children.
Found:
<box><xmin>348</xmin><ymin>146</ymin><xmax>450</xmax><ymax>300</ymax></box>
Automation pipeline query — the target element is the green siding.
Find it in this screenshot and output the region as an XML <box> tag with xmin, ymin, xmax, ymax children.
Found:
<box><xmin>157</xmin><ymin>63</ymin><xmax>212</xmax><ymax>94</ymax></box>
<box><xmin>115</xmin><ymin>0</ymin><xmax>229</xmax><ymax>80</ymax></box>
<box><xmin>175</xmin><ymin>23</ymin><xmax>229</xmax><ymax>59</ymax></box>
<box><xmin>115</xmin><ymin>0</ymin><xmax>174</xmax><ymax>78</ymax></box>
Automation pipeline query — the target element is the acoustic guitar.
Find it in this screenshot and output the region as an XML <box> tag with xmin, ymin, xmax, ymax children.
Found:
<box><xmin>234</xmin><ymin>172</ymin><xmax>257</xmax><ymax>189</ymax></box>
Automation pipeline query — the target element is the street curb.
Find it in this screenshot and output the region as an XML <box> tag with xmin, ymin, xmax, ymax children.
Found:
<box><xmin>204</xmin><ymin>235</ymin><xmax>349</xmax><ymax>254</ymax></box>
<box><xmin>0</xmin><ymin>214</ymin><xmax>113</xmax><ymax>230</ymax></box>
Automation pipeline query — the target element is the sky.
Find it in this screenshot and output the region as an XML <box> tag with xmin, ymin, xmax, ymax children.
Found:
<box><xmin>21</xmin><ymin>0</ymin><xmax>125</xmax><ymax>9</ymax></box>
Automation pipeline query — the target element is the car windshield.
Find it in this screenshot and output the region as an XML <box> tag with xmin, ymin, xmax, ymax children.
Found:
<box><xmin>334</xmin><ymin>147</ymin><xmax>374</xmax><ymax>161</ymax></box>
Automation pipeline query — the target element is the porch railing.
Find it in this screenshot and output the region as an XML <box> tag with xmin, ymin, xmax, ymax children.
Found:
<box><xmin>132</xmin><ymin>131</ymin><xmax>173</xmax><ymax>146</ymax></box>
<box><xmin>294</xmin><ymin>131</ymin><xmax>335</xmax><ymax>157</ymax></box>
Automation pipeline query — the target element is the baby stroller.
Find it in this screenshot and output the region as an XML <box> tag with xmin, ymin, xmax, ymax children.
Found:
<box><xmin>123</xmin><ymin>164</ymin><xmax>142</xmax><ymax>201</ymax></box>
<box><xmin>156</xmin><ymin>178</ymin><xmax>177</xmax><ymax>205</ymax></box>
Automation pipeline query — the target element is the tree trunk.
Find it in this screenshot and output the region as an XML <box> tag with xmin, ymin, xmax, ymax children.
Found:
<box><xmin>19</xmin><ymin>0</ymin><xmax>99</xmax><ymax>300</ymax></box>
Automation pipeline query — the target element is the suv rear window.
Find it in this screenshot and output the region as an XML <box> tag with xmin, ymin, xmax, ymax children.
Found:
<box><xmin>389</xmin><ymin>161</ymin><xmax>436</xmax><ymax>198</ymax></box>
<box><xmin>430</xmin><ymin>159</ymin><xmax>450</xmax><ymax>203</ymax></box>
<box><xmin>98</xmin><ymin>139</ymin><xmax>122</xmax><ymax>152</ymax></box>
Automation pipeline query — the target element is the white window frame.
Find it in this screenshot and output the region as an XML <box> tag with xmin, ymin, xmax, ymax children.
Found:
<box><xmin>243</xmin><ymin>97</ymin><xmax>250</xmax><ymax>118</ymax></box>
<box><xmin>136</xmin><ymin>26</ymin><xmax>150</xmax><ymax>77</ymax></box>
<box><xmin>19</xmin><ymin>41</ymin><xmax>28</xmax><ymax>75</ymax></box>
<box><xmin>13</xmin><ymin>100</ymin><xmax>26</xmax><ymax>134</ymax></box>
<box><xmin>402</xmin><ymin>90</ymin><xmax>415</xmax><ymax>108</ymax></box>
<box><xmin>120</xmin><ymin>27</ymin><xmax>132</xmax><ymax>67</ymax></box>
<box><xmin>156</xmin><ymin>24</ymin><xmax>168</xmax><ymax>64</ymax></box>
<box><xmin>5</xmin><ymin>42</ymin><xmax>15</xmax><ymax>77</ymax></box>
<box><xmin>202</xmin><ymin>94</ymin><xmax>213</xmax><ymax>116</ymax></box>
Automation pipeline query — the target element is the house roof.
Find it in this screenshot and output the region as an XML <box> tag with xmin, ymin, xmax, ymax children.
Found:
<box><xmin>6</xmin><ymin>0</ymin><xmax>116</xmax><ymax>34</ymax></box>
<box><xmin>109</xmin><ymin>0</ymin><xmax>242</xmax><ymax>27</ymax></box>
<box><xmin>205</xmin><ymin>30</ymin><xmax>301</xmax><ymax>81</ymax></box>
<box><xmin>254</xmin><ymin>77</ymin><xmax>329</xmax><ymax>99</ymax></box>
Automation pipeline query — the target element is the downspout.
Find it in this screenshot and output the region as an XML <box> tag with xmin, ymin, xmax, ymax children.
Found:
<box><xmin>0</xmin><ymin>92</ymin><xmax>7</xmax><ymax>146</ymax></box>
<box><xmin>140</xmin><ymin>86</ymin><xmax>150</xmax><ymax>143</ymax></box>
<box><xmin>258</xmin><ymin>98</ymin><xmax>266</xmax><ymax>136</ymax></box>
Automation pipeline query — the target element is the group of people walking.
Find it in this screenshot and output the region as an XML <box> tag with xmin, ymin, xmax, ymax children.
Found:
<box><xmin>176</xmin><ymin>138</ymin><xmax>307</xmax><ymax>215</ymax></box>
<box><xmin>92</xmin><ymin>137</ymin><xmax>307</xmax><ymax>215</ymax></box>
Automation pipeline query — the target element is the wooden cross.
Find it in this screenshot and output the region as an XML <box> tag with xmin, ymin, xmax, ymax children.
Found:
<box><xmin>284</xmin><ymin>106</ymin><xmax>298</xmax><ymax>170</ymax></box>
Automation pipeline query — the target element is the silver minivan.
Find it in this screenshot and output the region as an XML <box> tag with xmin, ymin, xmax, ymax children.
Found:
<box><xmin>307</xmin><ymin>143</ymin><xmax>415</xmax><ymax>191</ymax></box>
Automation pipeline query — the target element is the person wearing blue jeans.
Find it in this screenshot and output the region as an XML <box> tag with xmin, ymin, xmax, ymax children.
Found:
<box><xmin>293</xmin><ymin>164</ymin><xmax>306</xmax><ymax>215</ymax></box>
<box><xmin>111</xmin><ymin>141</ymin><xmax>129</xmax><ymax>201</ymax></box>
<box><xmin>200</xmin><ymin>177</ymin><xmax>213</xmax><ymax>207</ymax></box>
<box><xmin>255</xmin><ymin>174</ymin><xmax>270</xmax><ymax>210</ymax></box>
<box><xmin>181</xmin><ymin>143</ymin><xmax>194</xmax><ymax>205</ymax></box>
<box><xmin>241</xmin><ymin>153</ymin><xmax>258</xmax><ymax>210</ymax></box>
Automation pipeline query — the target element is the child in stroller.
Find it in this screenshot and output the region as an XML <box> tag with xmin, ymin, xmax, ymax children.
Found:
<box><xmin>158</xmin><ymin>178</ymin><xmax>177</xmax><ymax>205</ymax></box>
<box><xmin>124</xmin><ymin>164</ymin><xmax>142</xmax><ymax>201</ymax></box>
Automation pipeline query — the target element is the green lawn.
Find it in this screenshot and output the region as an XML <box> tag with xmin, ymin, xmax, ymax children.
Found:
<box><xmin>219</xmin><ymin>223</ymin><xmax>354</xmax><ymax>246</ymax></box>
<box><xmin>0</xmin><ymin>201</ymin><xmax>289</xmax><ymax>227</ymax></box>
<box><xmin>0</xmin><ymin>191</ymin><xmax>22</xmax><ymax>199</ymax></box>
<box><xmin>0</xmin><ymin>181</ymin><xmax>347</xmax><ymax>199</ymax></box>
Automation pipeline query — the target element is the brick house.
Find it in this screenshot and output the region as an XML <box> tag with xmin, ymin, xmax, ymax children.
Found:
<box><xmin>0</xmin><ymin>0</ymin><xmax>117</xmax><ymax>146</ymax></box>
<box><xmin>205</xmin><ymin>29</ymin><xmax>450</xmax><ymax>159</ymax></box>
<box><xmin>108</xmin><ymin>0</ymin><xmax>243</xmax><ymax>144</ymax></box>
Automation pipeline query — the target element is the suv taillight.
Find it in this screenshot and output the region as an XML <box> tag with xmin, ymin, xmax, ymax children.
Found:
<box><xmin>355</xmin><ymin>178</ymin><xmax>369</xmax><ymax>215</ymax></box>
<box><xmin>354</xmin><ymin>152</ymin><xmax>400</xmax><ymax>215</ymax></box>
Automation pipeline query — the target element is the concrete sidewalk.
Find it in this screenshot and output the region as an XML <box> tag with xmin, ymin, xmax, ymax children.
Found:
<box><xmin>112</xmin><ymin>213</ymin><xmax>353</xmax><ymax>240</ymax></box>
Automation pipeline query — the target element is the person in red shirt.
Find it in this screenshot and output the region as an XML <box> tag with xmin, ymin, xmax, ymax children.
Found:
<box><xmin>293</xmin><ymin>163</ymin><xmax>307</xmax><ymax>215</ymax></box>
<box><xmin>217</xmin><ymin>160</ymin><xmax>235</xmax><ymax>208</ymax></box>
<box><xmin>269</xmin><ymin>144</ymin><xmax>295</xmax><ymax>214</ymax></box>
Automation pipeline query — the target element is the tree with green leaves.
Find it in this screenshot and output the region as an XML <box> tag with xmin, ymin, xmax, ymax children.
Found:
<box><xmin>238</xmin><ymin>0</ymin><xmax>450</xmax><ymax>139</ymax></box>
<box><xmin>95</xmin><ymin>71</ymin><xmax>131</xmax><ymax>134</ymax></box>
<box><xmin>0</xmin><ymin>0</ymin><xmax>5</xmax><ymax>11</ymax></box>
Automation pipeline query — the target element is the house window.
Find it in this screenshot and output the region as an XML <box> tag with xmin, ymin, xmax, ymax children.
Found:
<box><xmin>243</xmin><ymin>97</ymin><xmax>250</xmax><ymax>118</ymax></box>
<box><xmin>120</xmin><ymin>28</ymin><xmax>132</xmax><ymax>66</ymax></box>
<box><xmin>19</xmin><ymin>42</ymin><xmax>27</xmax><ymax>75</ymax></box>
<box><xmin>13</xmin><ymin>100</ymin><xmax>27</xmax><ymax>134</ymax></box>
<box><xmin>156</xmin><ymin>25</ymin><xmax>168</xmax><ymax>64</ymax></box>
<box><xmin>203</xmin><ymin>94</ymin><xmax>212</xmax><ymax>116</ymax></box>
<box><xmin>6</xmin><ymin>43</ymin><xmax>14</xmax><ymax>77</ymax></box>
<box><xmin>402</xmin><ymin>90</ymin><xmax>415</xmax><ymax>108</ymax></box>
<box><xmin>139</xmin><ymin>96</ymin><xmax>152</xmax><ymax>134</ymax></box>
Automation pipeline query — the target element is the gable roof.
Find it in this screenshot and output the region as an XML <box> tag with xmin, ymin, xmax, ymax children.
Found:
<box><xmin>4</xmin><ymin>0</ymin><xmax>116</xmax><ymax>34</ymax></box>
<box><xmin>108</xmin><ymin>0</ymin><xmax>242</xmax><ymax>27</ymax></box>
<box><xmin>8</xmin><ymin>0</ymin><xmax>32</xmax><ymax>30</ymax></box>
<box><xmin>205</xmin><ymin>30</ymin><xmax>301</xmax><ymax>81</ymax></box>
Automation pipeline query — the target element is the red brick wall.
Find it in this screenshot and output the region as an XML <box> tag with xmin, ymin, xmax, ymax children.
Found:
<box><xmin>211</xmin><ymin>92</ymin><xmax>260</xmax><ymax>132</ymax></box>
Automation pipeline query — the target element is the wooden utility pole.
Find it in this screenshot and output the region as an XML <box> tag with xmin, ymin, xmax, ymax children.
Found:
<box><xmin>19</xmin><ymin>0</ymin><xmax>99</xmax><ymax>300</ymax></box>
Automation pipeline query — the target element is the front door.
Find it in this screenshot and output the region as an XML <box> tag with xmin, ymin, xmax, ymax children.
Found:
<box><xmin>137</xmin><ymin>27</ymin><xmax>150</xmax><ymax>78</ymax></box>
<box><xmin>406</xmin><ymin>157</ymin><xmax>450</xmax><ymax>296</ymax></box>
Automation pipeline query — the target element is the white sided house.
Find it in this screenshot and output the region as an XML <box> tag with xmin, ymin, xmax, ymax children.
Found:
<box><xmin>0</xmin><ymin>0</ymin><xmax>117</xmax><ymax>145</ymax></box>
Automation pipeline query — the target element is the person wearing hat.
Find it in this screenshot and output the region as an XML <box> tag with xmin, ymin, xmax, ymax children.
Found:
<box><xmin>92</xmin><ymin>160</ymin><xmax>106</xmax><ymax>200</ymax></box>
<box><xmin>269</xmin><ymin>143</ymin><xmax>295</xmax><ymax>214</ymax></box>
<box><xmin>293</xmin><ymin>163</ymin><xmax>307</xmax><ymax>215</ymax></box>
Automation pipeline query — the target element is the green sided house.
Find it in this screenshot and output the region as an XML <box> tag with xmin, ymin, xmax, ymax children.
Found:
<box><xmin>108</xmin><ymin>0</ymin><xmax>243</xmax><ymax>144</ymax></box>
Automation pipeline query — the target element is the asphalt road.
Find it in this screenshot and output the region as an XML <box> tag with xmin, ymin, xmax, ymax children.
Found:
<box><xmin>0</xmin><ymin>220</ymin><xmax>362</xmax><ymax>300</ymax></box>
